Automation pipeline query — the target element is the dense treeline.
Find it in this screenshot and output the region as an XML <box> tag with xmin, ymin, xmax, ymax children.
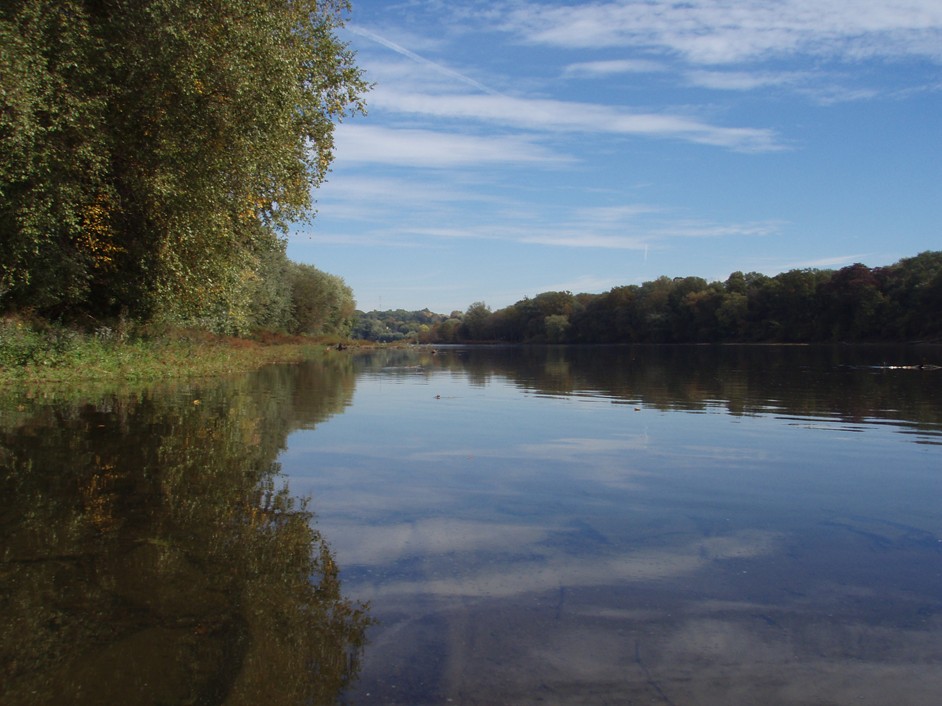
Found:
<box><xmin>1</xmin><ymin>0</ymin><xmax>367</xmax><ymax>335</ymax></box>
<box><xmin>358</xmin><ymin>252</ymin><xmax>942</xmax><ymax>345</ymax></box>
<box><xmin>249</xmin><ymin>258</ymin><xmax>356</xmax><ymax>337</ymax></box>
<box><xmin>351</xmin><ymin>308</ymin><xmax>456</xmax><ymax>343</ymax></box>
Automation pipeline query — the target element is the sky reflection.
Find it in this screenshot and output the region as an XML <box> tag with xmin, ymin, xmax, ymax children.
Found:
<box><xmin>280</xmin><ymin>346</ymin><xmax>942</xmax><ymax>705</ymax></box>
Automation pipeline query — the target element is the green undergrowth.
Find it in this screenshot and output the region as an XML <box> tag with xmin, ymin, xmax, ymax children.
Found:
<box><xmin>0</xmin><ymin>315</ymin><xmax>333</xmax><ymax>385</ymax></box>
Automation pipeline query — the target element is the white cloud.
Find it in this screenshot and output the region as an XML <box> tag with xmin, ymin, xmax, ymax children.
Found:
<box><xmin>346</xmin><ymin>17</ymin><xmax>785</xmax><ymax>152</ymax></box>
<box><xmin>333</xmin><ymin>124</ymin><xmax>566</xmax><ymax>167</ymax></box>
<box><xmin>784</xmin><ymin>253</ymin><xmax>873</xmax><ymax>269</ymax></box>
<box><xmin>297</xmin><ymin>172</ymin><xmax>520</xmax><ymax>244</ymax></box>
<box><xmin>685</xmin><ymin>70</ymin><xmax>807</xmax><ymax>91</ymax></box>
<box><xmin>369</xmin><ymin>87</ymin><xmax>782</xmax><ymax>152</ymax></box>
<box><xmin>570</xmin><ymin>204</ymin><xmax>665</xmax><ymax>225</ymax></box>
<box><xmin>562</xmin><ymin>59</ymin><xmax>668</xmax><ymax>78</ymax></box>
<box><xmin>542</xmin><ymin>274</ymin><xmax>635</xmax><ymax>295</ymax></box>
<box><xmin>348</xmin><ymin>24</ymin><xmax>501</xmax><ymax>95</ymax></box>
<box><xmin>517</xmin><ymin>223</ymin><xmax>777</xmax><ymax>250</ymax></box>
<box><xmin>363</xmin><ymin>216</ymin><xmax>780</xmax><ymax>251</ymax></box>
<box><xmin>355</xmin><ymin>529</ymin><xmax>781</xmax><ymax>598</ymax></box>
<box><xmin>320</xmin><ymin>175</ymin><xmax>473</xmax><ymax>208</ymax></box>
<box><xmin>519</xmin><ymin>232</ymin><xmax>648</xmax><ymax>250</ymax></box>
<box><xmin>519</xmin><ymin>208</ymin><xmax>782</xmax><ymax>249</ymax></box>
<box><xmin>722</xmin><ymin>253</ymin><xmax>873</xmax><ymax>278</ymax></box>
<box><xmin>328</xmin><ymin>518</ymin><xmax>548</xmax><ymax>566</ymax></box>
<box><xmin>649</xmin><ymin>220</ymin><xmax>782</xmax><ymax>239</ymax></box>
<box><xmin>503</xmin><ymin>0</ymin><xmax>942</xmax><ymax>64</ymax></box>
<box><xmin>800</xmin><ymin>85</ymin><xmax>882</xmax><ymax>105</ymax></box>
<box><xmin>308</xmin><ymin>173</ymin><xmax>783</xmax><ymax>253</ymax></box>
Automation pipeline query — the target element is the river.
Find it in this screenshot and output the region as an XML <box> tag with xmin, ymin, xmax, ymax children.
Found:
<box><xmin>3</xmin><ymin>344</ymin><xmax>942</xmax><ymax>705</ymax></box>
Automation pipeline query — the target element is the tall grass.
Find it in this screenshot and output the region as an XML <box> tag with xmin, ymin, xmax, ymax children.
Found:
<box><xmin>0</xmin><ymin>315</ymin><xmax>328</xmax><ymax>384</ymax></box>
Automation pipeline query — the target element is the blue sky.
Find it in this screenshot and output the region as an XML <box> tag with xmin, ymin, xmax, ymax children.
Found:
<box><xmin>286</xmin><ymin>0</ymin><xmax>942</xmax><ymax>314</ymax></box>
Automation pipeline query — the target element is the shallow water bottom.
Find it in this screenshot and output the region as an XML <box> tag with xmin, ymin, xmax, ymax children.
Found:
<box><xmin>345</xmin><ymin>523</ymin><xmax>942</xmax><ymax>705</ymax></box>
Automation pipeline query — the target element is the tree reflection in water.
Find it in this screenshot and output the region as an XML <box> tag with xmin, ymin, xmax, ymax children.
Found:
<box><xmin>0</xmin><ymin>360</ymin><xmax>369</xmax><ymax>706</ymax></box>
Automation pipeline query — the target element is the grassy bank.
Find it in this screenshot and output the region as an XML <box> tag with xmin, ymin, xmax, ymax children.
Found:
<box><xmin>0</xmin><ymin>316</ymin><xmax>340</xmax><ymax>385</ymax></box>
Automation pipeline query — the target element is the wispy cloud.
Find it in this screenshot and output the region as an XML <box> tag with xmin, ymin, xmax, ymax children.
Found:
<box><xmin>503</xmin><ymin>0</ymin><xmax>942</xmax><ymax>64</ymax></box>
<box><xmin>686</xmin><ymin>68</ymin><xmax>930</xmax><ymax>103</ymax></box>
<box><xmin>346</xmin><ymin>23</ymin><xmax>783</xmax><ymax>152</ymax></box>
<box><xmin>348</xmin><ymin>24</ymin><xmax>501</xmax><ymax>95</ymax></box>
<box><xmin>783</xmin><ymin>254</ymin><xmax>873</xmax><ymax>269</ymax></box>
<box><xmin>720</xmin><ymin>253</ymin><xmax>874</xmax><ymax>279</ymax></box>
<box><xmin>333</xmin><ymin>124</ymin><xmax>567</xmax><ymax>167</ymax></box>
<box><xmin>685</xmin><ymin>70</ymin><xmax>807</xmax><ymax>91</ymax></box>
<box><xmin>542</xmin><ymin>274</ymin><xmax>636</xmax><ymax>295</ymax></box>
<box><xmin>517</xmin><ymin>221</ymin><xmax>779</xmax><ymax>251</ymax></box>
<box><xmin>369</xmin><ymin>88</ymin><xmax>783</xmax><ymax>152</ymax></box>
<box><xmin>800</xmin><ymin>86</ymin><xmax>882</xmax><ymax>105</ymax></box>
<box><xmin>648</xmin><ymin>220</ymin><xmax>782</xmax><ymax>239</ymax></box>
<box><xmin>355</xmin><ymin>529</ymin><xmax>781</xmax><ymax>598</ymax></box>
<box><xmin>562</xmin><ymin>59</ymin><xmax>668</xmax><ymax>78</ymax></box>
<box><xmin>311</xmin><ymin>207</ymin><xmax>781</xmax><ymax>253</ymax></box>
<box><xmin>527</xmin><ymin>206</ymin><xmax>783</xmax><ymax>249</ymax></box>
<box><xmin>570</xmin><ymin>204</ymin><xmax>666</xmax><ymax>225</ymax></box>
<box><xmin>310</xmin><ymin>162</ymin><xmax>784</xmax><ymax>253</ymax></box>
<box><xmin>328</xmin><ymin>518</ymin><xmax>547</xmax><ymax>566</ymax></box>
<box><xmin>302</xmin><ymin>175</ymin><xmax>506</xmax><ymax>236</ymax></box>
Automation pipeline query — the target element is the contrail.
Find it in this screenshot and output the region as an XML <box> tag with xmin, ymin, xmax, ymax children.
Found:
<box><xmin>347</xmin><ymin>24</ymin><xmax>501</xmax><ymax>96</ymax></box>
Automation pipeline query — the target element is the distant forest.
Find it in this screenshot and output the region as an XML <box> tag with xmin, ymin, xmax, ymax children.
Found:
<box><xmin>354</xmin><ymin>251</ymin><xmax>942</xmax><ymax>345</ymax></box>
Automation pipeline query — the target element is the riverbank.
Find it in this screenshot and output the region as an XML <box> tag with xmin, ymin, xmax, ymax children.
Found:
<box><xmin>0</xmin><ymin>316</ymin><xmax>348</xmax><ymax>385</ymax></box>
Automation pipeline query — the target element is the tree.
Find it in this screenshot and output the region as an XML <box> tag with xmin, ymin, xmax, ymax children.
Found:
<box><xmin>666</xmin><ymin>276</ymin><xmax>710</xmax><ymax>341</ymax></box>
<box><xmin>0</xmin><ymin>0</ymin><xmax>368</xmax><ymax>325</ymax></box>
<box><xmin>769</xmin><ymin>269</ymin><xmax>829</xmax><ymax>341</ymax></box>
<box><xmin>635</xmin><ymin>277</ymin><xmax>674</xmax><ymax>342</ymax></box>
<box><xmin>880</xmin><ymin>251</ymin><xmax>942</xmax><ymax>340</ymax></box>
<box><xmin>461</xmin><ymin>301</ymin><xmax>492</xmax><ymax>340</ymax></box>
<box><xmin>544</xmin><ymin>314</ymin><xmax>570</xmax><ymax>343</ymax></box>
<box><xmin>290</xmin><ymin>263</ymin><xmax>356</xmax><ymax>337</ymax></box>
<box><xmin>509</xmin><ymin>291</ymin><xmax>577</xmax><ymax>342</ymax></box>
<box><xmin>716</xmin><ymin>292</ymin><xmax>748</xmax><ymax>340</ymax></box>
<box><xmin>437</xmin><ymin>317</ymin><xmax>463</xmax><ymax>342</ymax></box>
<box><xmin>821</xmin><ymin>263</ymin><xmax>883</xmax><ymax>341</ymax></box>
<box><xmin>246</xmin><ymin>240</ymin><xmax>296</xmax><ymax>334</ymax></box>
<box><xmin>0</xmin><ymin>1</ymin><xmax>112</xmax><ymax>311</ymax></box>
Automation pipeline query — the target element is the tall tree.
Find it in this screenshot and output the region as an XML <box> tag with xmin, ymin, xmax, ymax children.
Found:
<box><xmin>290</xmin><ymin>263</ymin><xmax>356</xmax><ymax>337</ymax></box>
<box><xmin>0</xmin><ymin>1</ymin><xmax>112</xmax><ymax>310</ymax></box>
<box><xmin>461</xmin><ymin>301</ymin><xmax>492</xmax><ymax>340</ymax></box>
<box><xmin>0</xmin><ymin>0</ymin><xmax>368</xmax><ymax>323</ymax></box>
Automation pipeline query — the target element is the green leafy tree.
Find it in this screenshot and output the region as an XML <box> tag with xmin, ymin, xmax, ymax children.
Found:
<box><xmin>716</xmin><ymin>291</ymin><xmax>748</xmax><ymax>340</ymax></box>
<box><xmin>246</xmin><ymin>241</ymin><xmax>296</xmax><ymax>334</ymax></box>
<box><xmin>0</xmin><ymin>2</ymin><xmax>112</xmax><ymax>311</ymax></box>
<box><xmin>544</xmin><ymin>313</ymin><xmax>570</xmax><ymax>343</ymax></box>
<box><xmin>666</xmin><ymin>276</ymin><xmax>710</xmax><ymax>341</ymax></box>
<box><xmin>821</xmin><ymin>263</ymin><xmax>884</xmax><ymax>341</ymax></box>
<box><xmin>0</xmin><ymin>0</ymin><xmax>368</xmax><ymax>325</ymax></box>
<box><xmin>461</xmin><ymin>301</ymin><xmax>492</xmax><ymax>340</ymax></box>
<box><xmin>880</xmin><ymin>251</ymin><xmax>942</xmax><ymax>340</ymax></box>
<box><xmin>290</xmin><ymin>263</ymin><xmax>356</xmax><ymax>337</ymax></box>
<box><xmin>437</xmin><ymin>316</ymin><xmax>463</xmax><ymax>342</ymax></box>
<box><xmin>635</xmin><ymin>277</ymin><xmax>674</xmax><ymax>342</ymax></box>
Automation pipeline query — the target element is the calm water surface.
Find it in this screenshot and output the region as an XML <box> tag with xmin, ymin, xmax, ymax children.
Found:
<box><xmin>282</xmin><ymin>345</ymin><xmax>942</xmax><ymax>705</ymax></box>
<box><xmin>3</xmin><ymin>345</ymin><xmax>942</xmax><ymax>705</ymax></box>
<box><xmin>1</xmin><ymin>359</ymin><xmax>368</xmax><ymax>706</ymax></box>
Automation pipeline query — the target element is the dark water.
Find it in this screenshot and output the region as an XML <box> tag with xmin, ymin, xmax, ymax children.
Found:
<box><xmin>0</xmin><ymin>358</ymin><xmax>368</xmax><ymax>706</ymax></box>
<box><xmin>3</xmin><ymin>345</ymin><xmax>942</xmax><ymax>705</ymax></box>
